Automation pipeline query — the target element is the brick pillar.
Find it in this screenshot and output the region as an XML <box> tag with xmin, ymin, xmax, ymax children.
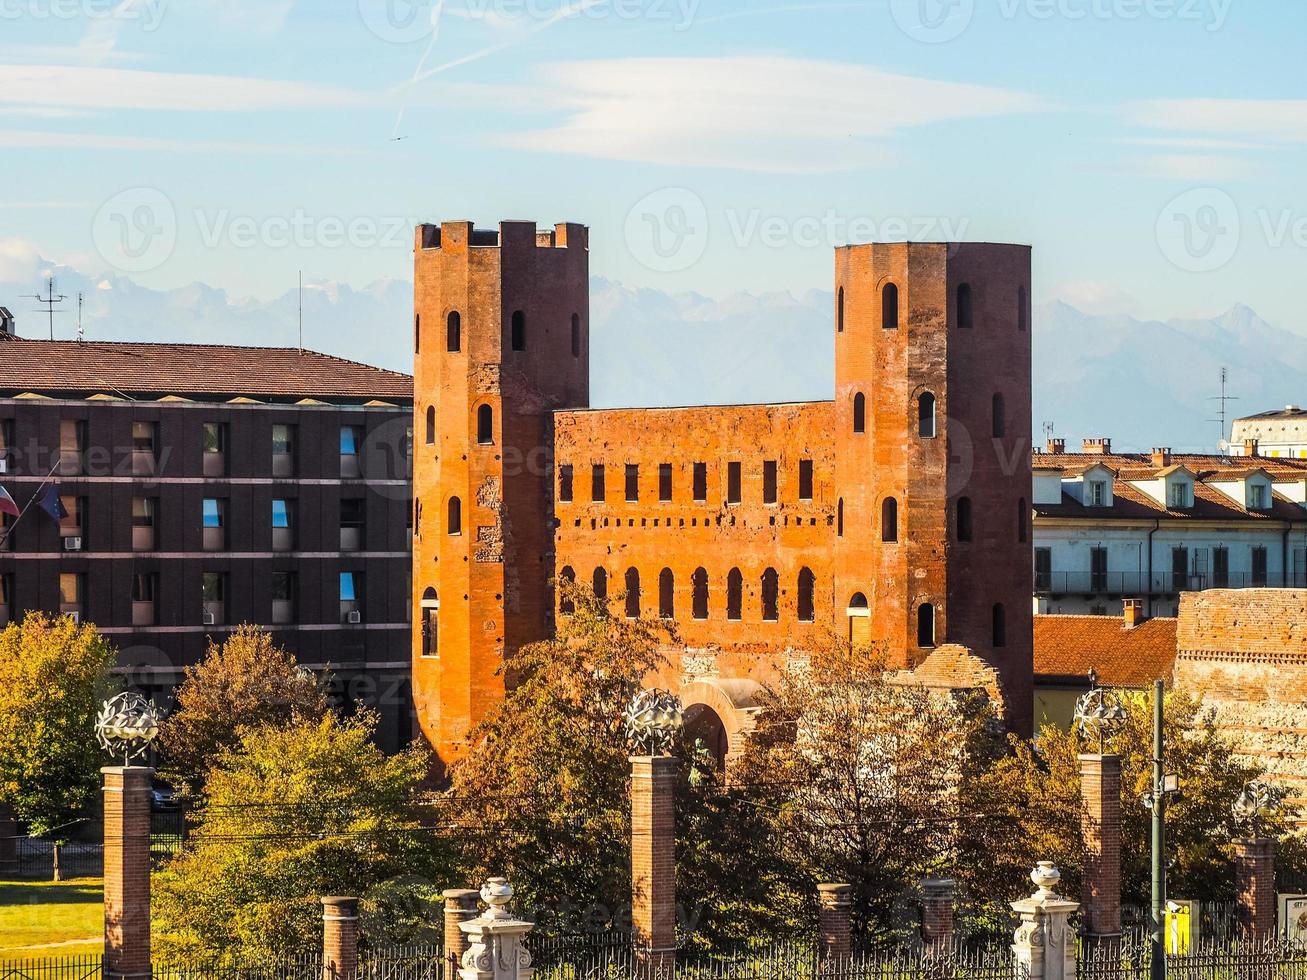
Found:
<box><xmin>443</xmin><ymin>888</ymin><xmax>480</xmax><ymax>980</ymax></box>
<box><xmin>103</xmin><ymin>766</ymin><xmax>152</xmax><ymax>980</ymax></box>
<box><xmin>817</xmin><ymin>883</ymin><xmax>852</xmax><ymax>963</ymax></box>
<box><xmin>631</xmin><ymin>755</ymin><xmax>676</xmax><ymax>972</ymax></box>
<box><xmin>1079</xmin><ymin>754</ymin><xmax>1122</xmax><ymax>943</ymax></box>
<box><xmin>920</xmin><ymin>878</ymin><xmax>955</xmax><ymax>949</ymax></box>
<box><xmin>0</xmin><ymin>801</ymin><xmax>17</xmax><ymax>877</ymax></box>
<box><xmin>1235</xmin><ymin>839</ymin><xmax>1275</xmax><ymax>940</ymax></box>
<box><xmin>321</xmin><ymin>896</ymin><xmax>360</xmax><ymax>980</ymax></box>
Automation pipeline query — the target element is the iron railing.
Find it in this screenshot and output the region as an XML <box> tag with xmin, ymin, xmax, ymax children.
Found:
<box><xmin>1033</xmin><ymin>570</ymin><xmax>1307</xmax><ymax>595</ymax></box>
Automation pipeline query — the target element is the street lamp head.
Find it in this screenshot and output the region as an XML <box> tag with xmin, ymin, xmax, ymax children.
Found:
<box><xmin>624</xmin><ymin>688</ymin><xmax>683</xmax><ymax>757</ymax></box>
<box><xmin>95</xmin><ymin>691</ymin><xmax>163</xmax><ymax>767</ymax></box>
<box><xmin>1074</xmin><ymin>678</ymin><xmax>1127</xmax><ymax>755</ymax></box>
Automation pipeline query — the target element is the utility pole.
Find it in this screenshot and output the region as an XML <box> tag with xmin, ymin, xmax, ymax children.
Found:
<box><xmin>1150</xmin><ymin>678</ymin><xmax>1165</xmax><ymax>980</ymax></box>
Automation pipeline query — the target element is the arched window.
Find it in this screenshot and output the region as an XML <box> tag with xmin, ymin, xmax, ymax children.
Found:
<box><xmin>571</xmin><ymin>313</ymin><xmax>581</xmax><ymax>357</ymax></box>
<box><xmin>447</xmin><ymin>497</ymin><xmax>461</xmax><ymax>536</ymax></box>
<box><xmin>918</xmin><ymin>392</ymin><xmax>936</xmax><ymax>438</ymax></box>
<box><xmin>853</xmin><ymin>393</ymin><xmax>866</xmax><ymax>434</ymax></box>
<box><xmin>992</xmin><ymin>392</ymin><xmax>1006</xmax><ymax>438</ymax></box>
<box><xmin>476</xmin><ymin>404</ymin><xmax>493</xmax><ymax>445</ymax></box>
<box><xmin>692</xmin><ymin>567</ymin><xmax>709</xmax><ymax>620</ymax></box>
<box><xmin>421</xmin><ymin>587</ymin><xmax>438</xmax><ymax>657</ymax></box>
<box><xmin>881</xmin><ymin>497</ymin><xmax>898</xmax><ymax>543</ymax></box>
<box><xmin>797</xmin><ymin>567</ymin><xmax>815</xmax><ymax>623</ymax></box>
<box><xmin>414</xmin><ymin>313</ymin><xmax>420</xmax><ymax>354</ymax></box>
<box><xmin>837</xmin><ymin>287</ymin><xmax>845</xmax><ymax>333</ymax></box>
<box><xmin>593</xmin><ymin>567</ymin><xmax>608</xmax><ymax>602</ymax></box>
<box><xmin>511</xmin><ymin>310</ymin><xmax>526</xmax><ymax>351</ymax></box>
<box><xmin>992</xmin><ymin>603</ymin><xmax>1007</xmax><ymax>647</ymax></box>
<box><xmin>1018</xmin><ymin>286</ymin><xmax>1028</xmax><ymax>332</ymax></box>
<box><xmin>837</xmin><ymin>498</ymin><xmax>844</xmax><ymax>538</ymax></box>
<box><xmin>559</xmin><ymin>566</ymin><xmax>576</xmax><ymax>615</ymax></box>
<box><xmin>726</xmin><ymin>568</ymin><xmax>742</xmax><ymax>621</ymax></box>
<box><xmin>882</xmin><ymin>282</ymin><xmax>899</xmax><ymax>329</ymax></box>
<box><xmin>917</xmin><ymin>603</ymin><xmax>936</xmax><ymax>647</ymax></box>
<box><xmin>849</xmin><ymin>592</ymin><xmax>869</xmax><ymax>611</ymax></box>
<box><xmin>957</xmin><ymin>496</ymin><xmax>973</xmax><ymax>542</ymax></box>
<box><xmin>1018</xmin><ymin>497</ymin><xmax>1028</xmax><ymax>543</ymax></box>
<box><xmin>447</xmin><ymin>311</ymin><xmax>461</xmax><ymax>352</ymax></box>
<box><xmin>957</xmin><ymin>283</ymin><xmax>973</xmax><ymax>329</ymax></box>
<box><xmin>761</xmin><ymin>567</ymin><xmax>779</xmax><ymax>622</ymax></box>
<box><xmin>425</xmin><ymin>405</ymin><xmax>435</xmax><ymax>445</ymax></box>
<box><xmin>625</xmin><ymin>568</ymin><xmax>640</xmax><ymax>619</ymax></box>
<box><xmin>658</xmin><ymin>568</ymin><xmax>674</xmax><ymax>619</ymax></box>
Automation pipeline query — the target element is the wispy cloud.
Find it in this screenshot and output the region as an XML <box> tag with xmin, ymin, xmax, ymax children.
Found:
<box><xmin>0</xmin><ymin>65</ymin><xmax>359</xmax><ymax>112</ymax></box>
<box><xmin>1127</xmin><ymin>98</ymin><xmax>1307</xmax><ymax>144</ymax></box>
<box><xmin>485</xmin><ymin>56</ymin><xmax>1043</xmax><ymax>173</ymax></box>
<box><xmin>0</xmin><ymin>129</ymin><xmax>355</xmax><ymax>155</ymax></box>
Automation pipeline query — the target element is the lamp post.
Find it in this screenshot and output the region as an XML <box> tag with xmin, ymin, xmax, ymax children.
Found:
<box><xmin>1141</xmin><ymin>680</ymin><xmax>1178</xmax><ymax>980</ymax></box>
<box><xmin>1073</xmin><ymin>670</ymin><xmax>1127</xmax><ymax>948</ymax></box>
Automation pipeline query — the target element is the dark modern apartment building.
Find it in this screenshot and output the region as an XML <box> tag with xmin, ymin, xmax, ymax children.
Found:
<box><xmin>0</xmin><ymin>318</ymin><xmax>417</xmax><ymax>751</ymax></box>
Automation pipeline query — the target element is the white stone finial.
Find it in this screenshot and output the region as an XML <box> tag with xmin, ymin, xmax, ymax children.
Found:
<box><xmin>1030</xmin><ymin>861</ymin><xmax>1062</xmax><ymax>899</ymax></box>
<box><xmin>481</xmin><ymin>877</ymin><xmax>514</xmax><ymax>920</ymax></box>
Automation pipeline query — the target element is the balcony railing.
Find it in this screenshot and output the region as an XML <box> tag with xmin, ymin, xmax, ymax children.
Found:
<box><xmin>1035</xmin><ymin>570</ymin><xmax>1306</xmax><ymax>595</ymax></box>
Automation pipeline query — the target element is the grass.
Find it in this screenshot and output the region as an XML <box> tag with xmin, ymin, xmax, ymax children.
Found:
<box><xmin>0</xmin><ymin>878</ymin><xmax>102</xmax><ymax>963</ymax></box>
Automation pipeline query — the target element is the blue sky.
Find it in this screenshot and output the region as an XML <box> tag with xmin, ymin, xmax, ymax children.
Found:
<box><xmin>1</xmin><ymin>0</ymin><xmax>1305</xmax><ymax>328</ymax></box>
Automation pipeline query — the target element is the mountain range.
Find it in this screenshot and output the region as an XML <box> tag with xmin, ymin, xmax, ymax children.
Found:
<box><xmin>1</xmin><ymin>258</ymin><xmax>1299</xmax><ymax>454</ymax></box>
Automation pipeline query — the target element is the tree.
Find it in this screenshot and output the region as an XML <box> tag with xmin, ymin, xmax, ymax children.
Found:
<box><xmin>446</xmin><ymin>580</ymin><xmax>673</xmax><ymax>935</ymax></box>
<box><xmin>729</xmin><ymin>637</ymin><xmax>1006</xmax><ymax>941</ymax></box>
<box><xmin>152</xmin><ymin>710</ymin><xmax>444</xmax><ymax>964</ymax></box>
<box><xmin>0</xmin><ymin>613</ymin><xmax>116</xmax><ymax>837</ymax></box>
<box><xmin>158</xmin><ymin>625</ymin><xmax>331</xmax><ymax>793</ymax></box>
<box><xmin>963</xmin><ymin>689</ymin><xmax>1300</xmax><ymax>909</ymax></box>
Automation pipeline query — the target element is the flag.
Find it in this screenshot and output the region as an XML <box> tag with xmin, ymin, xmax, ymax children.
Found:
<box><xmin>35</xmin><ymin>483</ymin><xmax>68</xmax><ymax>523</ymax></box>
<box><xmin>0</xmin><ymin>486</ymin><xmax>18</xmax><ymax>519</ymax></box>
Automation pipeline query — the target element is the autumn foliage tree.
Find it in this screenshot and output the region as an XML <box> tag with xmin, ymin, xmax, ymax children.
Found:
<box><xmin>0</xmin><ymin>613</ymin><xmax>116</xmax><ymax>837</ymax></box>
<box><xmin>158</xmin><ymin>625</ymin><xmax>331</xmax><ymax>793</ymax></box>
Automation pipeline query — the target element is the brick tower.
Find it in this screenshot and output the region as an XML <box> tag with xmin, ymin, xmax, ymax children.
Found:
<box><xmin>412</xmin><ymin>221</ymin><xmax>589</xmax><ymax>767</ymax></box>
<box><xmin>832</xmin><ymin>242</ymin><xmax>1033</xmax><ymax>733</ymax></box>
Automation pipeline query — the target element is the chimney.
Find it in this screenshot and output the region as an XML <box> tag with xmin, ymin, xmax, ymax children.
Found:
<box><xmin>0</xmin><ymin>308</ymin><xmax>13</xmax><ymax>336</ymax></box>
<box><xmin>1151</xmin><ymin>448</ymin><xmax>1172</xmax><ymax>469</ymax></box>
<box><xmin>1047</xmin><ymin>438</ymin><xmax>1066</xmax><ymax>454</ymax></box>
<box><xmin>1244</xmin><ymin>438</ymin><xmax>1260</xmax><ymax>458</ymax></box>
<box><xmin>1123</xmin><ymin>598</ymin><xmax>1145</xmax><ymax>629</ymax></box>
<box><xmin>1082</xmin><ymin>437</ymin><xmax>1112</xmax><ymax>454</ymax></box>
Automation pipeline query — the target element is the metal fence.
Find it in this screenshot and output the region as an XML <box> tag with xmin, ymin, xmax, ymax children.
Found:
<box><xmin>0</xmin><ymin>955</ymin><xmax>103</xmax><ymax>980</ymax></box>
<box><xmin>1080</xmin><ymin>936</ymin><xmax>1307</xmax><ymax>979</ymax></box>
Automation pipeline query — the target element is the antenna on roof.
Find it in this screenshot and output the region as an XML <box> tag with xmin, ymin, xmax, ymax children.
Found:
<box><xmin>29</xmin><ymin>275</ymin><xmax>67</xmax><ymax>340</ymax></box>
<box><xmin>298</xmin><ymin>270</ymin><xmax>304</xmax><ymax>354</ymax></box>
<box><xmin>76</xmin><ymin>292</ymin><xmax>84</xmax><ymax>343</ymax></box>
<box><xmin>1207</xmin><ymin>366</ymin><xmax>1239</xmax><ymax>451</ymax></box>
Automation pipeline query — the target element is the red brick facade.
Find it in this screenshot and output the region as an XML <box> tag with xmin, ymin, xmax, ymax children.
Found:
<box><xmin>817</xmin><ymin>883</ymin><xmax>853</xmax><ymax>961</ymax></box>
<box><xmin>1235</xmin><ymin>839</ymin><xmax>1276</xmax><ymax>940</ymax></box>
<box><xmin>630</xmin><ymin>756</ymin><xmax>677</xmax><ymax>970</ymax></box>
<box><xmin>412</xmin><ymin>228</ymin><xmax>1034</xmax><ymax>764</ymax></box>
<box><xmin>442</xmin><ymin>888</ymin><xmax>480</xmax><ymax>980</ymax></box>
<box><xmin>920</xmin><ymin>879</ymin><xmax>954</xmax><ymax>949</ymax></box>
<box><xmin>1079</xmin><ymin>754</ymin><xmax>1122</xmax><ymax>939</ymax></box>
<box><xmin>103</xmin><ymin>766</ymin><xmax>152</xmax><ymax>979</ymax></box>
<box><xmin>321</xmin><ymin>896</ymin><xmax>360</xmax><ymax>980</ymax></box>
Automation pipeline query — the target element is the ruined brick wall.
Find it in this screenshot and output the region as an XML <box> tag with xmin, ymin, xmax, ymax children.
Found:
<box><xmin>412</xmin><ymin>221</ymin><xmax>589</xmax><ymax>767</ymax></box>
<box><xmin>553</xmin><ymin>401</ymin><xmax>835</xmax><ymax>687</ymax></box>
<box><xmin>1174</xmin><ymin>589</ymin><xmax>1307</xmax><ymax>799</ymax></box>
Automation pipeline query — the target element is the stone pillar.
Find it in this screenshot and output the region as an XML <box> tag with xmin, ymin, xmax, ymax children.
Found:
<box><xmin>630</xmin><ymin>756</ymin><xmax>676</xmax><ymax>971</ymax></box>
<box><xmin>0</xmin><ymin>801</ymin><xmax>18</xmax><ymax>877</ymax></box>
<box><xmin>444</xmin><ymin>889</ymin><xmax>481</xmax><ymax>980</ymax></box>
<box><xmin>103</xmin><ymin>766</ymin><xmax>152</xmax><ymax>980</ymax></box>
<box><xmin>1079</xmin><ymin>754</ymin><xmax>1122</xmax><ymax>945</ymax></box>
<box><xmin>1235</xmin><ymin>839</ymin><xmax>1275</xmax><ymax>940</ymax></box>
<box><xmin>321</xmin><ymin>896</ymin><xmax>360</xmax><ymax>980</ymax></box>
<box><xmin>1011</xmin><ymin>863</ymin><xmax>1078</xmax><ymax>980</ymax></box>
<box><xmin>817</xmin><ymin>884</ymin><xmax>852</xmax><ymax>963</ymax></box>
<box><xmin>921</xmin><ymin>878</ymin><xmax>955</xmax><ymax>949</ymax></box>
<box><xmin>459</xmin><ymin>878</ymin><xmax>534</xmax><ymax>980</ymax></box>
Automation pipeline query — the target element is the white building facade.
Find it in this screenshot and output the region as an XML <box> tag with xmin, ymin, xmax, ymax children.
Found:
<box><xmin>1232</xmin><ymin>406</ymin><xmax>1307</xmax><ymax>459</ymax></box>
<box><xmin>1032</xmin><ymin>441</ymin><xmax>1307</xmax><ymax>617</ymax></box>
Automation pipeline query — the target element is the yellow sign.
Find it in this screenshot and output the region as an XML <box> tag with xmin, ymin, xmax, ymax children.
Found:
<box><xmin>1165</xmin><ymin>900</ymin><xmax>1198</xmax><ymax>954</ymax></box>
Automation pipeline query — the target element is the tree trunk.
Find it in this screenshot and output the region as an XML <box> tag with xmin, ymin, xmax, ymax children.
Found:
<box><xmin>51</xmin><ymin>841</ymin><xmax>62</xmax><ymax>882</ymax></box>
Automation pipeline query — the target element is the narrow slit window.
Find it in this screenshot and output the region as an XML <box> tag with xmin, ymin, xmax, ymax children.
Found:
<box><xmin>476</xmin><ymin>404</ymin><xmax>493</xmax><ymax>445</ymax></box>
<box><xmin>447</xmin><ymin>497</ymin><xmax>462</xmax><ymax>536</ymax></box>
<box><xmin>919</xmin><ymin>393</ymin><xmax>936</xmax><ymax>438</ymax></box>
<box><xmin>693</xmin><ymin>463</ymin><xmax>708</xmax><ymax>502</ymax></box>
<box><xmin>511</xmin><ymin>310</ymin><xmax>526</xmax><ymax>351</ymax></box>
<box><xmin>798</xmin><ymin>460</ymin><xmax>813</xmax><ymax>501</ymax></box>
<box><xmin>957</xmin><ymin>283</ymin><xmax>973</xmax><ymax>329</ymax></box>
<box><xmin>658</xmin><ymin>568</ymin><xmax>674</xmax><ymax>619</ymax></box>
<box><xmin>957</xmin><ymin>497</ymin><xmax>973</xmax><ymax>542</ymax></box>
<box><xmin>625</xmin><ymin>464</ymin><xmax>639</xmax><ymax>502</ymax></box>
<box><xmin>853</xmin><ymin>393</ymin><xmax>866</xmax><ymax>434</ymax></box>
<box><xmin>763</xmin><ymin>461</ymin><xmax>778</xmax><ymax>504</ymax></box>
<box><xmin>797</xmin><ymin>568</ymin><xmax>815</xmax><ymax>623</ymax></box>
<box><xmin>625</xmin><ymin>568</ymin><xmax>640</xmax><ymax>619</ymax></box>
<box><xmin>727</xmin><ymin>462</ymin><xmax>741</xmax><ymax>504</ymax></box>
<box><xmin>592</xmin><ymin>464</ymin><xmax>605</xmax><ymax>502</ymax></box>
<box><xmin>558</xmin><ymin>465</ymin><xmax>573</xmax><ymax>503</ymax></box>
<box><xmin>659</xmin><ymin>463</ymin><xmax>672</xmax><ymax>502</ymax></box>
<box><xmin>882</xmin><ymin>283</ymin><xmax>899</xmax><ymax>329</ymax></box>
<box><xmin>761</xmin><ymin>568</ymin><xmax>779</xmax><ymax>622</ymax></box>
<box><xmin>446</xmin><ymin>311</ymin><xmax>461</xmax><ymax>352</ymax></box>
<box><xmin>693</xmin><ymin>567</ymin><xmax>709</xmax><ymax>620</ymax></box>
<box><xmin>882</xmin><ymin>497</ymin><xmax>898</xmax><ymax>542</ymax></box>
<box><xmin>726</xmin><ymin>568</ymin><xmax>742</xmax><ymax>621</ymax></box>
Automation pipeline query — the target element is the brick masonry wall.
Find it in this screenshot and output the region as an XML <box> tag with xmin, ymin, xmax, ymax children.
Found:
<box><xmin>103</xmin><ymin>766</ymin><xmax>151</xmax><ymax>978</ymax></box>
<box><xmin>817</xmin><ymin>883</ymin><xmax>853</xmax><ymax>960</ymax></box>
<box><xmin>1234</xmin><ymin>839</ymin><xmax>1275</xmax><ymax>940</ymax></box>
<box><xmin>631</xmin><ymin>756</ymin><xmax>676</xmax><ymax>970</ymax></box>
<box><xmin>442</xmin><ymin>888</ymin><xmax>480</xmax><ymax>980</ymax></box>
<box><xmin>1175</xmin><ymin>590</ymin><xmax>1307</xmax><ymax>799</ymax></box>
<box><xmin>321</xmin><ymin>896</ymin><xmax>360</xmax><ymax>980</ymax></box>
<box><xmin>1079</xmin><ymin>754</ymin><xmax>1122</xmax><ymax>937</ymax></box>
<box><xmin>920</xmin><ymin>879</ymin><xmax>954</xmax><ymax>947</ymax></box>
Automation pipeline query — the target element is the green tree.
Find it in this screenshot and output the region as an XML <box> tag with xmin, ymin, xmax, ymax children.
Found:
<box><xmin>152</xmin><ymin>710</ymin><xmax>443</xmax><ymax>965</ymax></box>
<box><xmin>0</xmin><ymin>613</ymin><xmax>116</xmax><ymax>837</ymax></box>
<box><xmin>730</xmin><ymin>638</ymin><xmax>1006</xmax><ymax>940</ymax></box>
<box><xmin>158</xmin><ymin>625</ymin><xmax>331</xmax><ymax>793</ymax></box>
<box><xmin>964</xmin><ymin>689</ymin><xmax>1300</xmax><ymax>908</ymax></box>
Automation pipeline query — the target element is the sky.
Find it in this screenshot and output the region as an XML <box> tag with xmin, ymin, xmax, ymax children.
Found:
<box><xmin>1</xmin><ymin>0</ymin><xmax>1305</xmax><ymax>330</ymax></box>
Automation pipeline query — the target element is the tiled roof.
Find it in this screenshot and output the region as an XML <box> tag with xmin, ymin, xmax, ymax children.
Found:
<box><xmin>0</xmin><ymin>335</ymin><xmax>412</xmax><ymax>403</ymax></box>
<box><xmin>1035</xmin><ymin>450</ymin><xmax>1307</xmax><ymax>477</ymax></box>
<box><xmin>1034</xmin><ymin>614</ymin><xmax>1178</xmax><ymax>688</ymax></box>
